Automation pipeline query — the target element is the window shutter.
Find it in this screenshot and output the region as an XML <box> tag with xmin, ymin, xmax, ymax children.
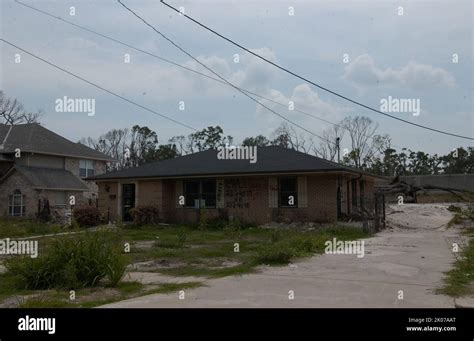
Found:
<box><xmin>216</xmin><ymin>179</ymin><xmax>225</xmax><ymax>208</ymax></box>
<box><xmin>298</xmin><ymin>176</ymin><xmax>307</xmax><ymax>208</ymax></box>
<box><xmin>268</xmin><ymin>177</ymin><xmax>278</xmax><ymax>208</ymax></box>
<box><xmin>175</xmin><ymin>180</ymin><xmax>183</xmax><ymax>208</ymax></box>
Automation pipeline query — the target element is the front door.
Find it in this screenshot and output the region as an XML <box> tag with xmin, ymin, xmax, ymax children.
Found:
<box><xmin>122</xmin><ymin>184</ymin><xmax>135</xmax><ymax>222</ymax></box>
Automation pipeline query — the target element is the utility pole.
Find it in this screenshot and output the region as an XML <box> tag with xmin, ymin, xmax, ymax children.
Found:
<box><xmin>336</xmin><ymin>137</ymin><xmax>340</xmax><ymax>163</ymax></box>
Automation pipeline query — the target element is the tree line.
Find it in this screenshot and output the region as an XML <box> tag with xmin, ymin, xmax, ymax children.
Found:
<box><xmin>1</xmin><ymin>91</ymin><xmax>471</xmax><ymax>176</ymax></box>
<box><xmin>79</xmin><ymin>118</ymin><xmax>473</xmax><ymax>176</ymax></box>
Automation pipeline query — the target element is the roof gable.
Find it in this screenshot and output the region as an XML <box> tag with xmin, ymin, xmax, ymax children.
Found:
<box><xmin>0</xmin><ymin>165</ymin><xmax>89</xmax><ymax>191</ymax></box>
<box><xmin>90</xmin><ymin>146</ymin><xmax>378</xmax><ymax>180</ymax></box>
<box><xmin>0</xmin><ymin>123</ymin><xmax>114</xmax><ymax>161</ymax></box>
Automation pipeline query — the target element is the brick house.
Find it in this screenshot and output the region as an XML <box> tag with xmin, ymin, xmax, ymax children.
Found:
<box><xmin>0</xmin><ymin>123</ymin><xmax>114</xmax><ymax>218</ymax></box>
<box><xmin>89</xmin><ymin>146</ymin><xmax>381</xmax><ymax>225</ymax></box>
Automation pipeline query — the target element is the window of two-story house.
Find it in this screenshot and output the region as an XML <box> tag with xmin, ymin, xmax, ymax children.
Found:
<box><xmin>184</xmin><ymin>179</ymin><xmax>216</xmax><ymax>208</ymax></box>
<box><xmin>51</xmin><ymin>191</ymin><xmax>67</xmax><ymax>208</ymax></box>
<box><xmin>279</xmin><ymin>177</ymin><xmax>298</xmax><ymax>207</ymax></box>
<box><xmin>8</xmin><ymin>189</ymin><xmax>26</xmax><ymax>216</ymax></box>
<box><xmin>79</xmin><ymin>159</ymin><xmax>95</xmax><ymax>178</ymax></box>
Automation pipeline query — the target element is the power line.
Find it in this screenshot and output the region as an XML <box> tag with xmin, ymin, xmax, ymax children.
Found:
<box><xmin>0</xmin><ymin>39</ymin><xmax>198</xmax><ymax>131</ymax></box>
<box><xmin>118</xmin><ymin>0</ymin><xmax>337</xmax><ymax>147</ymax></box>
<box><xmin>160</xmin><ymin>0</ymin><xmax>474</xmax><ymax>142</ymax></box>
<box><xmin>15</xmin><ymin>0</ymin><xmax>402</xmax><ymax>150</ymax></box>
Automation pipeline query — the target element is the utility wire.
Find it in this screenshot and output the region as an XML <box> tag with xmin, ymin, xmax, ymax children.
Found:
<box><xmin>118</xmin><ymin>0</ymin><xmax>337</xmax><ymax>146</ymax></box>
<box><xmin>15</xmin><ymin>0</ymin><xmax>401</xmax><ymax>150</ymax></box>
<box><xmin>0</xmin><ymin>39</ymin><xmax>198</xmax><ymax>131</ymax></box>
<box><xmin>160</xmin><ymin>0</ymin><xmax>474</xmax><ymax>141</ymax></box>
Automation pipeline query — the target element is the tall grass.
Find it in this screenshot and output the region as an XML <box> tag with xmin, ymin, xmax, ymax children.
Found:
<box><xmin>5</xmin><ymin>231</ymin><xmax>127</xmax><ymax>290</ymax></box>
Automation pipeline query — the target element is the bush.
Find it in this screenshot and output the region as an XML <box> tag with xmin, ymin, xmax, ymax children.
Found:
<box><xmin>5</xmin><ymin>231</ymin><xmax>127</xmax><ymax>289</ymax></box>
<box><xmin>73</xmin><ymin>206</ymin><xmax>101</xmax><ymax>227</ymax></box>
<box><xmin>447</xmin><ymin>205</ymin><xmax>462</xmax><ymax>213</ymax></box>
<box><xmin>254</xmin><ymin>245</ymin><xmax>294</xmax><ymax>265</ymax></box>
<box><xmin>129</xmin><ymin>205</ymin><xmax>160</xmax><ymax>226</ymax></box>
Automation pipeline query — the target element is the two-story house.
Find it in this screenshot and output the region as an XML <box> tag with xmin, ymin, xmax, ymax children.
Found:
<box><xmin>0</xmin><ymin>123</ymin><xmax>114</xmax><ymax>218</ymax></box>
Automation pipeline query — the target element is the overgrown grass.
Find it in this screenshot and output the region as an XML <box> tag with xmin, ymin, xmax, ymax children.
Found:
<box><xmin>0</xmin><ymin>218</ymin><xmax>67</xmax><ymax>239</ymax></box>
<box><xmin>13</xmin><ymin>281</ymin><xmax>203</xmax><ymax>308</ymax></box>
<box><xmin>438</xmin><ymin>228</ymin><xmax>474</xmax><ymax>297</ymax></box>
<box><xmin>447</xmin><ymin>207</ymin><xmax>474</xmax><ymax>228</ymax></box>
<box><xmin>5</xmin><ymin>231</ymin><xmax>128</xmax><ymax>290</ymax></box>
<box><xmin>0</xmin><ymin>219</ymin><xmax>370</xmax><ymax>307</ymax></box>
<box><xmin>124</xmin><ymin>224</ymin><xmax>371</xmax><ymax>277</ymax></box>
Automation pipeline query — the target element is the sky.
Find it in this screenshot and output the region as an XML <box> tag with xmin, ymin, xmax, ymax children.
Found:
<box><xmin>1</xmin><ymin>0</ymin><xmax>473</xmax><ymax>156</ymax></box>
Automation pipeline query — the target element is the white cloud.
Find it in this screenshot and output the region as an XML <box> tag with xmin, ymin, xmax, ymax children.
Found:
<box><xmin>229</xmin><ymin>47</ymin><xmax>279</xmax><ymax>92</ymax></box>
<box><xmin>343</xmin><ymin>54</ymin><xmax>456</xmax><ymax>90</ymax></box>
<box><xmin>255</xmin><ymin>83</ymin><xmax>349</xmax><ymax>127</ymax></box>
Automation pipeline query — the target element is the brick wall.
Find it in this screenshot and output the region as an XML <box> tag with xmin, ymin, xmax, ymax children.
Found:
<box><xmin>165</xmin><ymin>174</ymin><xmax>340</xmax><ymax>225</ymax></box>
<box><xmin>97</xmin><ymin>182</ymin><xmax>119</xmax><ymax>222</ymax></box>
<box><xmin>97</xmin><ymin>174</ymin><xmax>376</xmax><ymax>225</ymax></box>
<box><xmin>65</xmin><ymin>158</ymin><xmax>106</xmax><ymax>205</ymax></box>
<box><xmin>0</xmin><ymin>171</ymin><xmax>39</xmax><ymax>218</ymax></box>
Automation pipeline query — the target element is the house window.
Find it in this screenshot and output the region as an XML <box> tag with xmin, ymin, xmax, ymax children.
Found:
<box><xmin>79</xmin><ymin>159</ymin><xmax>95</xmax><ymax>178</ymax></box>
<box><xmin>8</xmin><ymin>190</ymin><xmax>26</xmax><ymax>216</ymax></box>
<box><xmin>184</xmin><ymin>179</ymin><xmax>216</xmax><ymax>208</ymax></box>
<box><xmin>51</xmin><ymin>191</ymin><xmax>67</xmax><ymax>208</ymax></box>
<box><xmin>279</xmin><ymin>177</ymin><xmax>298</xmax><ymax>207</ymax></box>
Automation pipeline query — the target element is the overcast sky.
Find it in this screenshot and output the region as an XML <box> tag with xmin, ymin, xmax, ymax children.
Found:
<box><xmin>1</xmin><ymin>0</ymin><xmax>473</xmax><ymax>155</ymax></box>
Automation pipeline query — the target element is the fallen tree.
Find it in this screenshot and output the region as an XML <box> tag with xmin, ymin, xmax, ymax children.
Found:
<box><xmin>376</xmin><ymin>176</ymin><xmax>474</xmax><ymax>203</ymax></box>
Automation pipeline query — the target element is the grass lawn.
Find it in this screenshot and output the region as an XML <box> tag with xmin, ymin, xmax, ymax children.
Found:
<box><xmin>0</xmin><ymin>272</ymin><xmax>203</xmax><ymax>308</ymax></box>
<box><xmin>438</xmin><ymin>226</ymin><xmax>474</xmax><ymax>297</ymax></box>
<box><xmin>122</xmin><ymin>224</ymin><xmax>371</xmax><ymax>278</ymax></box>
<box><xmin>0</xmin><ymin>219</ymin><xmax>371</xmax><ymax>308</ymax></box>
<box><xmin>0</xmin><ymin>218</ymin><xmax>78</xmax><ymax>239</ymax></box>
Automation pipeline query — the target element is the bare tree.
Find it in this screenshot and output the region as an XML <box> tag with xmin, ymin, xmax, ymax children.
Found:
<box><xmin>168</xmin><ymin>135</ymin><xmax>187</xmax><ymax>155</ymax></box>
<box><xmin>340</xmin><ymin>116</ymin><xmax>378</xmax><ymax>168</ymax></box>
<box><xmin>314</xmin><ymin>124</ymin><xmax>345</xmax><ymax>162</ymax></box>
<box><xmin>79</xmin><ymin>128</ymin><xmax>129</xmax><ymax>171</ymax></box>
<box><xmin>0</xmin><ymin>91</ymin><xmax>42</xmax><ymax>124</ymax></box>
<box><xmin>270</xmin><ymin>122</ymin><xmax>314</xmax><ymax>153</ymax></box>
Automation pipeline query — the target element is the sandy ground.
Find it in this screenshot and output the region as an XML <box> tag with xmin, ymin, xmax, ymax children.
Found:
<box><xmin>100</xmin><ymin>203</ymin><xmax>469</xmax><ymax>308</ymax></box>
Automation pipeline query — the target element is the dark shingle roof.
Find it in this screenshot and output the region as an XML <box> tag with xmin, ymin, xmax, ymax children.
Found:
<box><xmin>0</xmin><ymin>123</ymin><xmax>114</xmax><ymax>161</ymax></box>
<box><xmin>89</xmin><ymin>146</ymin><xmax>378</xmax><ymax>180</ymax></box>
<box><xmin>12</xmin><ymin>166</ymin><xmax>89</xmax><ymax>191</ymax></box>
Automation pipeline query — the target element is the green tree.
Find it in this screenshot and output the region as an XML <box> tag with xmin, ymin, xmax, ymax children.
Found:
<box><xmin>242</xmin><ymin>135</ymin><xmax>270</xmax><ymax>147</ymax></box>
<box><xmin>442</xmin><ymin>147</ymin><xmax>474</xmax><ymax>174</ymax></box>
<box><xmin>188</xmin><ymin>126</ymin><xmax>233</xmax><ymax>152</ymax></box>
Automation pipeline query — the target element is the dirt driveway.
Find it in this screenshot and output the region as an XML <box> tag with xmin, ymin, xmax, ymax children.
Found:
<box><xmin>101</xmin><ymin>204</ymin><xmax>465</xmax><ymax>308</ymax></box>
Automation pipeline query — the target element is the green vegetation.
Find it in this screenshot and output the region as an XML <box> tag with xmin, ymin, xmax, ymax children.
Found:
<box><xmin>447</xmin><ymin>207</ymin><xmax>474</xmax><ymax>228</ymax></box>
<box><xmin>0</xmin><ymin>218</ymin><xmax>66</xmax><ymax>239</ymax></box>
<box><xmin>5</xmin><ymin>231</ymin><xmax>127</xmax><ymax>290</ymax></box>
<box><xmin>0</xmin><ymin>217</ymin><xmax>369</xmax><ymax>307</ymax></box>
<box><xmin>438</xmin><ymin>228</ymin><xmax>474</xmax><ymax>297</ymax></box>
<box><xmin>123</xmin><ymin>224</ymin><xmax>370</xmax><ymax>277</ymax></box>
